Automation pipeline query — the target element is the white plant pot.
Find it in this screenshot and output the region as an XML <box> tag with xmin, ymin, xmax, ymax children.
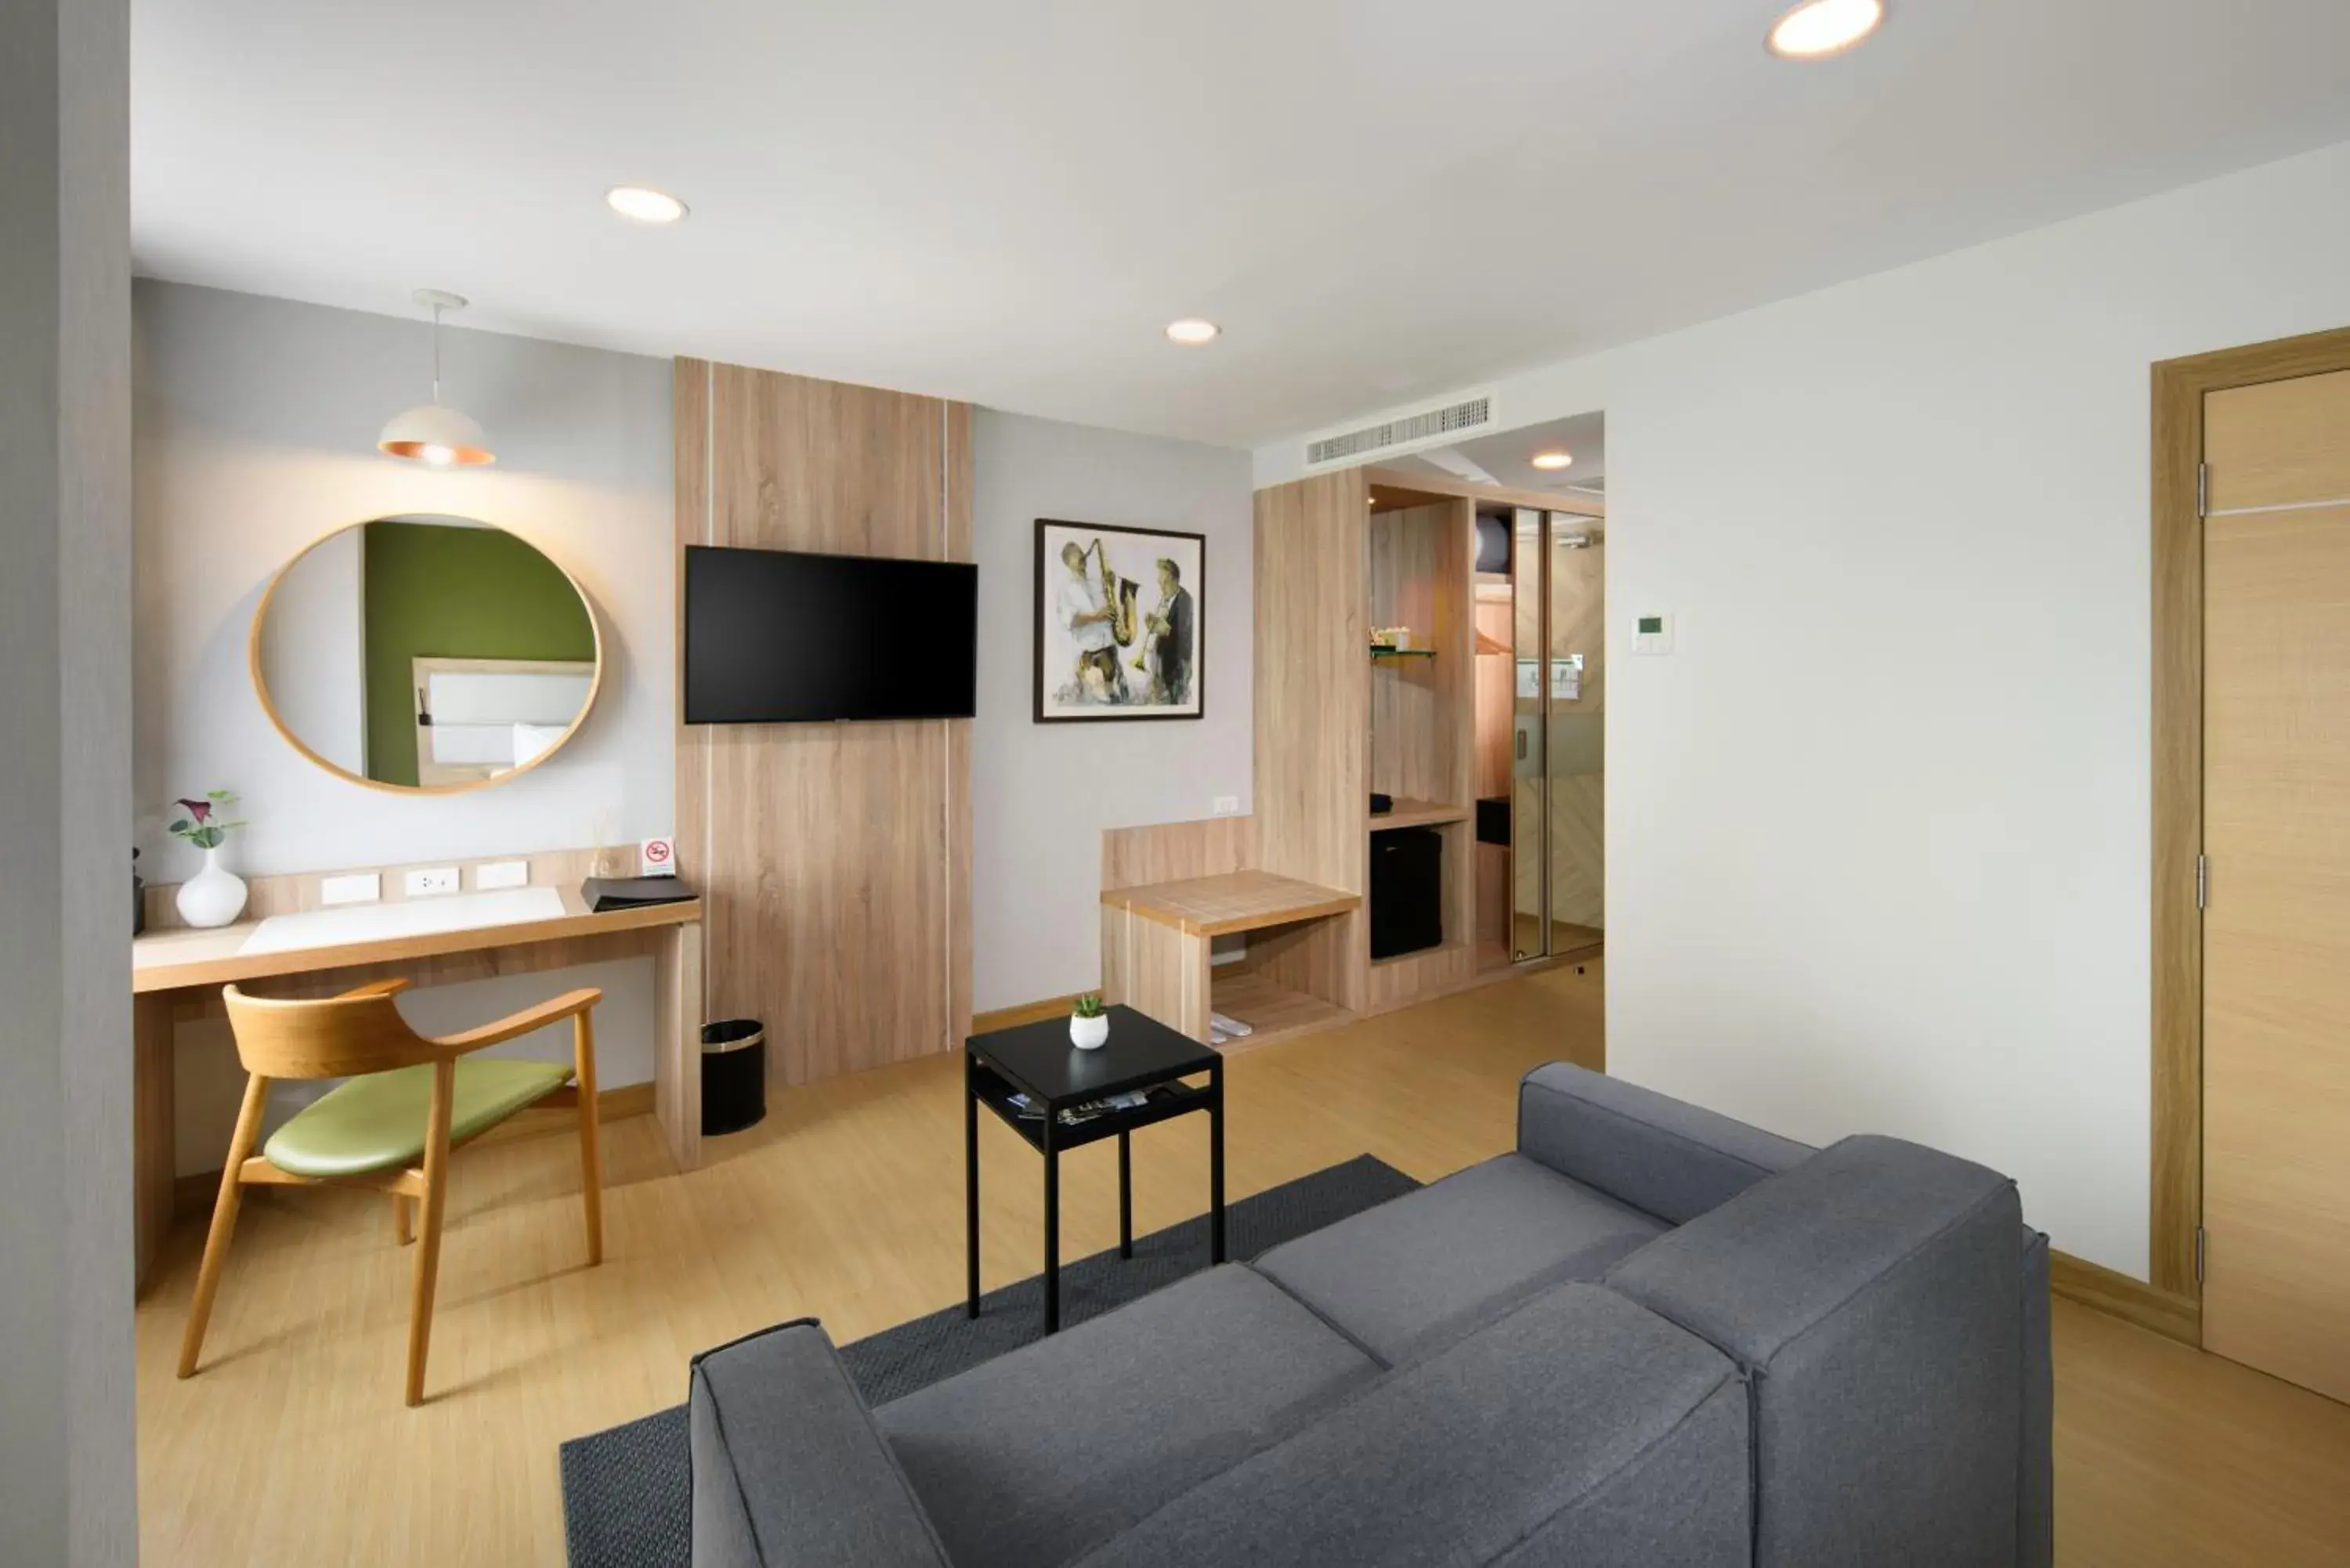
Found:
<box><xmin>1069</xmin><ymin>1012</ymin><xmax>1110</xmax><ymax>1050</ymax></box>
<box><xmin>175</xmin><ymin>845</ymin><xmax>248</xmax><ymax>929</ymax></box>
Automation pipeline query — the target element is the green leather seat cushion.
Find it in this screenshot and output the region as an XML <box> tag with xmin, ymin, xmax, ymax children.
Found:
<box><xmin>264</xmin><ymin>1059</ymin><xmax>574</xmax><ymax>1178</ymax></box>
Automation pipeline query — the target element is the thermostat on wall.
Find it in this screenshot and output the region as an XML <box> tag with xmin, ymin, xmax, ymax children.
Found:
<box><xmin>1631</xmin><ymin>612</ymin><xmax>1675</xmax><ymax>656</ymax></box>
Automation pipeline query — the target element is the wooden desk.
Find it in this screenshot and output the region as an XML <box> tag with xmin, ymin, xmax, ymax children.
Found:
<box><xmin>132</xmin><ymin>890</ymin><xmax>703</xmax><ymax>1292</ymax></box>
<box><xmin>1100</xmin><ymin>872</ymin><xmax>1360</xmax><ymax>1048</ymax></box>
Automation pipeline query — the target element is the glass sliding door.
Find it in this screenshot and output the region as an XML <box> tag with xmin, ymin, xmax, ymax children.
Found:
<box><xmin>1510</xmin><ymin>508</ymin><xmax>1547</xmax><ymax>960</ymax></box>
<box><xmin>1509</xmin><ymin>508</ymin><xmax>1604</xmax><ymax>961</ymax></box>
<box><xmin>1546</xmin><ymin>518</ymin><xmax>1603</xmax><ymax>948</ymax></box>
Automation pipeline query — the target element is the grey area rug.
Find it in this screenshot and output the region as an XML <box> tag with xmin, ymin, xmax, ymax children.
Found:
<box><xmin>559</xmin><ymin>1154</ymin><xmax>1419</xmax><ymax>1568</ymax></box>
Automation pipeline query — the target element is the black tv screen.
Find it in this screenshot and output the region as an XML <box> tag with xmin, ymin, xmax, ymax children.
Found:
<box><xmin>684</xmin><ymin>544</ymin><xmax>977</xmax><ymax>723</ymax></box>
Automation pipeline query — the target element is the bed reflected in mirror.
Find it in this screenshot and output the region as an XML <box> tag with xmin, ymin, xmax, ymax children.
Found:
<box><xmin>251</xmin><ymin>515</ymin><xmax>602</xmax><ymax>793</ymax></box>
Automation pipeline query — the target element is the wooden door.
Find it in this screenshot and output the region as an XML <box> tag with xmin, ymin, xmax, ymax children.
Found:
<box><xmin>2203</xmin><ymin>366</ymin><xmax>2350</xmax><ymax>1402</ymax></box>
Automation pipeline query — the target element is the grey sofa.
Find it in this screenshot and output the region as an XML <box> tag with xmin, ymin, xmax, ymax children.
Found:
<box><xmin>689</xmin><ymin>1062</ymin><xmax>2053</xmax><ymax>1567</ymax></box>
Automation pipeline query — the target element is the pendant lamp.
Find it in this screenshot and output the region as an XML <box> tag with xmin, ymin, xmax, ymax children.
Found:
<box><xmin>378</xmin><ymin>288</ymin><xmax>494</xmax><ymax>467</ymax></box>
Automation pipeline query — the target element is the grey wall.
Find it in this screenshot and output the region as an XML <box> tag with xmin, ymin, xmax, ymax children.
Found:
<box><xmin>133</xmin><ymin>280</ymin><xmax>674</xmax><ymax>882</ymax></box>
<box><xmin>0</xmin><ymin>0</ymin><xmax>138</xmax><ymax>1563</ymax></box>
<box><xmin>135</xmin><ymin>281</ymin><xmax>675</xmax><ymax>1165</ymax></box>
<box><xmin>970</xmin><ymin>410</ymin><xmax>1254</xmax><ymax>1010</ymax></box>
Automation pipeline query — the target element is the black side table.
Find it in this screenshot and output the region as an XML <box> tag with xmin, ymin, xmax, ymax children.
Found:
<box><xmin>965</xmin><ymin>1005</ymin><xmax>1224</xmax><ymax>1334</ymax></box>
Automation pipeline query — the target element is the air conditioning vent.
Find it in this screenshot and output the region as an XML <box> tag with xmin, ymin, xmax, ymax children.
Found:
<box><xmin>1305</xmin><ymin>392</ymin><xmax>1495</xmax><ymax>468</ymax></box>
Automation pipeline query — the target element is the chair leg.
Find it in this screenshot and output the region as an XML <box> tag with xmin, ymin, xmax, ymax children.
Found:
<box><xmin>574</xmin><ymin>1010</ymin><xmax>604</xmax><ymax>1266</ymax></box>
<box><xmin>391</xmin><ymin>1193</ymin><xmax>414</xmax><ymax>1246</ymax></box>
<box><xmin>405</xmin><ymin>1060</ymin><xmax>456</xmax><ymax>1407</ymax></box>
<box><xmin>179</xmin><ymin>1074</ymin><xmax>270</xmax><ymax>1379</ymax></box>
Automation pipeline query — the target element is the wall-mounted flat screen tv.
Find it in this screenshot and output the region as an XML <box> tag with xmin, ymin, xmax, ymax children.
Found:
<box><xmin>684</xmin><ymin>544</ymin><xmax>978</xmax><ymax>723</ymax></box>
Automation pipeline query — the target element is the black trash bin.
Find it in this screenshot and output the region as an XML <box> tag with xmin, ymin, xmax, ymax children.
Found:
<box><xmin>701</xmin><ymin>1019</ymin><xmax>768</xmax><ymax>1136</ymax></box>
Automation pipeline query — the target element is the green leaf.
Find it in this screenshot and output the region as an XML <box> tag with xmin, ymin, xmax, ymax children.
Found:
<box><xmin>167</xmin><ymin>819</ymin><xmax>192</xmax><ymax>835</ymax></box>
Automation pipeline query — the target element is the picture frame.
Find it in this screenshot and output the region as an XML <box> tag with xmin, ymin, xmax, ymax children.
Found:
<box><xmin>1032</xmin><ymin>518</ymin><xmax>1205</xmax><ymax>723</ymax></box>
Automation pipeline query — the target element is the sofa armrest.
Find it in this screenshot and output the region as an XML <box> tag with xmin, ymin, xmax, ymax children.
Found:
<box><xmin>689</xmin><ymin>1320</ymin><xmax>953</xmax><ymax>1568</ymax></box>
<box><xmin>1606</xmin><ymin>1136</ymin><xmax>2025</xmax><ymax>1567</ymax></box>
<box><xmin>1517</xmin><ymin>1062</ymin><xmax>1813</xmax><ymax>1226</ymax></box>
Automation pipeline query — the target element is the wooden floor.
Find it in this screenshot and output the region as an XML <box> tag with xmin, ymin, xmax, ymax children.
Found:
<box><xmin>133</xmin><ymin>958</ymin><xmax>2350</xmax><ymax>1565</ymax></box>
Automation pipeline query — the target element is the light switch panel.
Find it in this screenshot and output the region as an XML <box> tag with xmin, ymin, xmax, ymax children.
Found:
<box><xmin>403</xmin><ymin>866</ymin><xmax>461</xmax><ymax>898</ymax></box>
<box><xmin>319</xmin><ymin>873</ymin><xmax>381</xmax><ymax>907</ymax></box>
<box><xmin>1212</xmin><ymin>795</ymin><xmax>1240</xmax><ymax>816</ymax></box>
<box><xmin>475</xmin><ymin>859</ymin><xmax>530</xmax><ymax>891</ymax></box>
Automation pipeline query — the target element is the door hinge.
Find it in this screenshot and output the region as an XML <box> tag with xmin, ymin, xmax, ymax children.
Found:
<box><xmin>2196</xmin><ymin>462</ymin><xmax>2209</xmax><ymax>518</ymax></box>
<box><xmin>2195</xmin><ymin>854</ymin><xmax>2208</xmax><ymax>910</ymax></box>
<box><xmin>2195</xmin><ymin>1226</ymin><xmax>2207</xmax><ymax>1282</ymax></box>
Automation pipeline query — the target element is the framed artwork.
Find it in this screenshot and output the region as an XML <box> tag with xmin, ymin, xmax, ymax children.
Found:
<box><xmin>1033</xmin><ymin>518</ymin><xmax>1205</xmax><ymax>722</ymax></box>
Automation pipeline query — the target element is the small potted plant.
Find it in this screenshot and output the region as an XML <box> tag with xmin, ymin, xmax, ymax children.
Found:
<box><xmin>1069</xmin><ymin>992</ymin><xmax>1110</xmax><ymax>1051</ymax></box>
<box><xmin>168</xmin><ymin>789</ymin><xmax>249</xmax><ymax>928</ymax></box>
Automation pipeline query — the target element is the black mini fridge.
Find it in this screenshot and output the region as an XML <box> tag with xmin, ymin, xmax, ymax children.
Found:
<box><xmin>1370</xmin><ymin>826</ymin><xmax>1444</xmax><ymax>959</ymax></box>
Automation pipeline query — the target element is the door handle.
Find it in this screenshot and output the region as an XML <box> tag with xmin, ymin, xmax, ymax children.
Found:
<box><xmin>1516</xmin><ymin>730</ymin><xmax>1528</xmax><ymax>761</ymax></box>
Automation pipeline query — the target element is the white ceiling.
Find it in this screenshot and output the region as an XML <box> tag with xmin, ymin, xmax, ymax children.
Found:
<box><xmin>133</xmin><ymin>1</ymin><xmax>2350</xmax><ymax>450</ymax></box>
<box><xmin>1387</xmin><ymin>411</ymin><xmax>1607</xmax><ymax>495</ymax></box>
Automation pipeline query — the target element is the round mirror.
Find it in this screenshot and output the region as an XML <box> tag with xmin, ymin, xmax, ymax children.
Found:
<box><xmin>251</xmin><ymin>515</ymin><xmax>602</xmax><ymax>793</ymax></box>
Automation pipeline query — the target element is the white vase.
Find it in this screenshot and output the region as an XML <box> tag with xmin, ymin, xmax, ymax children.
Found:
<box><xmin>1069</xmin><ymin>1011</ymin><xmax>1110</xmax><ymax>1050</ymax></box>
<box><xmin>175</xmin><ymin>845</ymin><xmax>248</xmax><ymax>929</ymax></box>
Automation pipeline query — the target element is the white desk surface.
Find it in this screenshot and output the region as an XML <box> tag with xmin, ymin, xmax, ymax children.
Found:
<box><xmin>132</xmin><ymin>885</ymin><xmax>700</xmax><ymax>993</ymax></box>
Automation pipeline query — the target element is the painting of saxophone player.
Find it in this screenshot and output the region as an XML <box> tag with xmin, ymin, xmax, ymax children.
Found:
<box><xmin>1033</xmin><ymin>518</ymin><xmax>1205</xmax><ymax>722</ymax></box>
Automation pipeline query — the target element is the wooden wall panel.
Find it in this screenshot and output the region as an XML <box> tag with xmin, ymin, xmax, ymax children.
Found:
<box><xmin>676</xmin><ymin>359</ymin><xmax>973</xmax><ymax>1087</ymax></box>
<box><xmin>1254</xmin><ymin>472</ymin><xmax>1369</xmax><ymax>1011</ymax></box>
<box><xmin>1101</xmin><ymin>816</ymin><xmax>1258</xmax><ymax>891</ymax></box>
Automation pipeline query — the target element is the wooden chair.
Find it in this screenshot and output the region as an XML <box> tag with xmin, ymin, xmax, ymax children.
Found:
<box><xmin>177</xmin><ymin>976</ymin><xmax>606</xmax><ymax>1406</ymax></box>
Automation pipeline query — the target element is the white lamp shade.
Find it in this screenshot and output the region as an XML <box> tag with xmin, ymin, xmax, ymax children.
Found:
<box><xmin>378</xmin><ymin>403</ymin><xmax>495</xmax><ymax>467</ymax></box>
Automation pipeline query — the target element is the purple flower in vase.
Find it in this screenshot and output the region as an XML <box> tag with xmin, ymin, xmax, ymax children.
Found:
<box><xmin>167</xmin><ymin>789</ymin><xmax>245</xmax><ymax>852</ymax></box>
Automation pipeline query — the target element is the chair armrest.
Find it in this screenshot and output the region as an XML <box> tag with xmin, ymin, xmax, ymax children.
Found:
<box><xmin>334</xmin><ymin>977</ymin><xmax>412</xmax><ymax>1000</ymax></box>
<box><xmin>1517</xmin><ymin>1061</ymin><xmax>1812</xmax><ymax>1225</ymax></box>
<box><xmin>426</xmin><ymin>987</ymin><xmax>602</xmax><ymax>1054</ymax></box>
<box><xmin>690</xmin><ymin>1321</ymin><xmax>953</xmax><ymax>1568</ymax></box>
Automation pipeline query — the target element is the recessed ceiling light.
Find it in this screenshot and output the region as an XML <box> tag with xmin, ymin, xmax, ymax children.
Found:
<box><xmin>1530</xmin><ymin>450</ymin><xmax>1574</xmax><ymax>471</ymax></box>
<box><xmin>606</xmin><ymin>185</ymin><xmax>689</xmax><ymax>224</ymax></box>
<box><xmin>1165</xmin><ymin>318</ymin><xmax>1221</xmax><ymax>346</ymax></box>
<box><xmin>1766</xmin><ymin>0</ymin><xmax>1885</xmax><ymax>59</ymax></box>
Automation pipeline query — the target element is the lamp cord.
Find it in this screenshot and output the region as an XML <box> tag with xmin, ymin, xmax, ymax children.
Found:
<box><xmin>430</xmin><ymin>302</ymin><xmax>443</xmax><ymax>404</ymax></box>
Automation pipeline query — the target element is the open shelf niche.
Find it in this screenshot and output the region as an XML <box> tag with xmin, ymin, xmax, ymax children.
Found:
<box><xmin>1365</xmin><ymin>489</ymin><xmax>1477</xmax><ymax>1004</ymax></box>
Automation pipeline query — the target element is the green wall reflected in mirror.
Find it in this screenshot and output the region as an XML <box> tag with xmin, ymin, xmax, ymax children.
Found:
<box><xmin>251</xmin><ymin>515</ymin><xmax>602</xmax><ymax>794</ymax></box>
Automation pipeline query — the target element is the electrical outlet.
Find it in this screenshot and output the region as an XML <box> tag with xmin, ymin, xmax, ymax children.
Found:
<box><xmin>475</xmin><ymin>859</ymin><xmax>530</xmax><ymax>891</ymax></box>
<box><xmin>1212</xmin><ymin>795</ymin><xmax>1240</xmax><ymax>816</ymax></box>
<box><xmin>319</xmin><ymin>873</ymin><xmax>381</xmax><ymax>907</ymax></box>
<box><xmin>403</xmin><ymin>866</ymin><xmax>461</xmax><ymax>898</ymax></box>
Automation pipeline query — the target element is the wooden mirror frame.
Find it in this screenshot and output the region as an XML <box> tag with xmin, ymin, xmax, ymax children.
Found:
<box><xmin>248</xmin><ymin>518</ymin><xmax>606</xmax><ymax>797</ymax></box>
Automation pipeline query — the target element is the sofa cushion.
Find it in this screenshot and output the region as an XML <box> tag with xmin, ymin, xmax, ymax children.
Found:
<box><xmin>1068</xmin><ymin>1283</ymin><xmax>1749</xmax><ymax>1568</ymax></box>
<box><xmin>1252</xmin><ymin>1152</ymin><xmax>1666</xmax><ymax>1365</ymax></box>
<box><xmin>874</xmin><ymin>1263</ymin><xmax>1379</xmax><ymax>1568</ymax></box>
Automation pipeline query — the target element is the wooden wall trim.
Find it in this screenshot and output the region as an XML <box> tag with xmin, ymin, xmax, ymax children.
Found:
<box><xmin>2052</xmin><ymin>1248</ymin><xmax>2201</xmax><ymax>1347</ymax></box>
<box><xmin>2149</xmin><ymin>323</ymin><xmax>2350</xmax><ymax>1307</ymax></box>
